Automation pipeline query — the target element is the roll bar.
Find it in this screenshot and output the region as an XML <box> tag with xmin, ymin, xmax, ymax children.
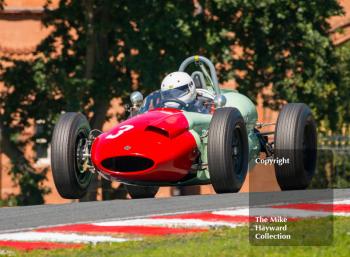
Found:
<box><xmin>178</xmin><ymin>55</ymin><xmax>221</xmax><ymax>95</ymax></box>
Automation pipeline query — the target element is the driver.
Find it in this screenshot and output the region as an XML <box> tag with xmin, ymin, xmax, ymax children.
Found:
<box><xmin>160</xmin><ymin>71</ymin><xmax>208</xmax><ymax>112</ymax></box>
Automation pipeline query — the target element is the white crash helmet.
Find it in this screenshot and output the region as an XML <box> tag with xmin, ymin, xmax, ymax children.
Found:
<box><xmin>160</xmin><ymin>71</ymin><xmax>196</xmax><ymax>106</ymax></box>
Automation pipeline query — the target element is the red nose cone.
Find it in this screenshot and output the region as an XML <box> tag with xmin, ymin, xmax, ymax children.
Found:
<box><xmin>91</xmin><ymin>108</ymin><xmax>198</xmax><ymax>182</ymax></box>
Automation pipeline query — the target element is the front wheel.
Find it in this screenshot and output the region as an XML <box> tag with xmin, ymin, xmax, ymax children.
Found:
<box><xmin>274</xmin><ymin>103</ymin><xmax>317</xmax><ymax>190</ymax></box>
<box><xmin>51</xmin><ymin>112</ymin><xmax>93</xmax><ymax>199</ymax></box>
<box><xmin>208</xmin><ymin>107</ymin><xmax>249</xmax><ymax>193</ymax></box>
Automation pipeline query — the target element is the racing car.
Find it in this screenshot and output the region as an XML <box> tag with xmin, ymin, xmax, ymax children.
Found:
<box><xmin>51</xmin><ymin>55</ymin><xmax>317</xmax><ymax>199</ymax></box>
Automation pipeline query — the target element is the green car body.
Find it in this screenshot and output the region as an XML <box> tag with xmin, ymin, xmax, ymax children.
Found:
<box><xmin>175</xmin><ymin>90</ymin><xmax>260</xmax><ymax>186</ymax></box>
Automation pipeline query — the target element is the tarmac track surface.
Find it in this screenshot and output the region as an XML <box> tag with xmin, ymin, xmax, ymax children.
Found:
<box><xmin>0</xmin><ymin>189</ymin><xmax>348</xmax><ymax>232</ymax></box>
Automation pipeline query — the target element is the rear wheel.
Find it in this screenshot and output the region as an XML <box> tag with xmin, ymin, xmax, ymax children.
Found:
<box><xmin>125</xmin><ymin>184</ymin><xmax>159</xmax><ymax>199</ymax></box>
<box><xmin>51</xmin><ymin>112</ymin><xmax>93</xmax><ymax>199</ymax></box>
<box><xmin>208</xmin><ymin>107</ymin><xmax>249</xmax><ymax>193</ymax></box>
<box><xmin>274</xmin><ymin>103</ymin><xmax>317</xmax><ymax>190</ymax></box>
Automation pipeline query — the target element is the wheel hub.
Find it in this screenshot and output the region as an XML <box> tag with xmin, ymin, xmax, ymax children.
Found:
<box><xmin>76</xmin><ymin>137</ymin><xmax>89</xmax><ymax>174</ymax></box>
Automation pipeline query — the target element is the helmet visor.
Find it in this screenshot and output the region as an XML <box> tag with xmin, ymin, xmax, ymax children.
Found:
<box><xmin>161</xmin><ymin>84</ymin><xmax>190</xmax><ymax>100</ymax></box>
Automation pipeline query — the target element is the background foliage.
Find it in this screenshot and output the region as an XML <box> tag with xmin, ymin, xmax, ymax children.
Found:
<box><xmin>0</xmin><ymin>0</ymin><xmax>348</xmax><ymax>205</ymax></box>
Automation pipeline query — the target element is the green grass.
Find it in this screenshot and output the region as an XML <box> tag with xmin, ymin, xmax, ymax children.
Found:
<box><xmin>2</xmin><ymin>217</ymin><xmax>350</xmax><ymax>257</ymax></box>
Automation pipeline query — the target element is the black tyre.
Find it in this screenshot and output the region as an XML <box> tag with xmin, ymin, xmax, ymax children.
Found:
<box><xmin>274</xmin><ymin>103</ymin><xmax>317</xmax><ymax>190</ymax></box>
<box><xmin>125</xmin><ymin>184</ymin><xmax>159</xmax><ymax>199</ymax></box>
<box><xmin>208</xmin><ymin>107</ymin><xmax>249</xmax><ymax>193</ymax></box>
<box><xmin>51</xmin><ymin>112</ymin><xmax>93</xmax><ymax>199</ymax></box>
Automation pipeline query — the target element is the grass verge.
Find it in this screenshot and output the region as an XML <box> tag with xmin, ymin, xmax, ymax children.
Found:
<box><xmin>2</xmin><ymin>217</ymin><xmax>350</xmax><ymax>257</ymax></box>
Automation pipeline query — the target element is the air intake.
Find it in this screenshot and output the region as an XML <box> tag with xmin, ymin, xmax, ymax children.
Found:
<box><xmin>101</xmin><ymin>156</ymin><xmax>154</xmax><ymax>172</ymax></box>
